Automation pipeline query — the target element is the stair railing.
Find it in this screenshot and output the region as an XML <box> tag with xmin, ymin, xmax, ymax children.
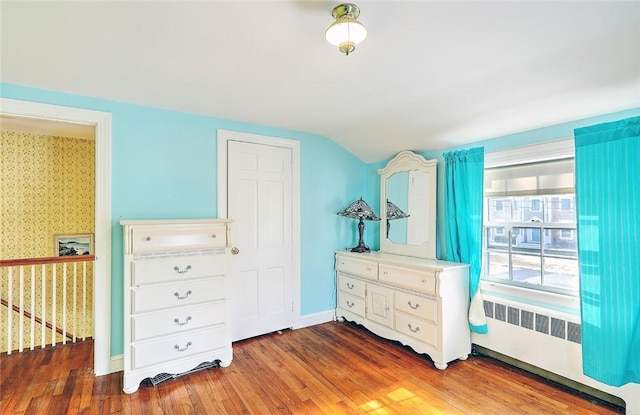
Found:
<box><xmin>0</xmin><ymin>255</ymin><xmax>95</xmax><ymax>354</ymax></box>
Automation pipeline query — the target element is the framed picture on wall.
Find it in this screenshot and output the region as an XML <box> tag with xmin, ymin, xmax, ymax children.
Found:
<box><xmin>54</xmin><ymin>234</ymin><xmax>94</xmax><ymax>257</ymax></box>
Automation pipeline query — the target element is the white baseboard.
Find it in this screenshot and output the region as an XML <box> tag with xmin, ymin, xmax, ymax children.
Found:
<box><xmin>293</xmin><ymin>310</ymin><xmax>335</xmax><ymax>330</ymax></box>
<box><xmin>107</xmin><ymin>354</ymin><xmax>124</xmax><ymax>374</ymax></box>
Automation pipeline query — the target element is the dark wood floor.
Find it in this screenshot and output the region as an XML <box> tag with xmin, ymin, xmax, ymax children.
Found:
<box><xmin>0</xmin><ymin>321</ymin><xmax>623</xmax><ymax>414</ymax></box>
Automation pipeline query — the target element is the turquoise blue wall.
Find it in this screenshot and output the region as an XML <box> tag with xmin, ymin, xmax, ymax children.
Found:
<box><xmin>4</xmin><ymin>82</ymin><xmax>637</xmax><ymax>356</ymax></box>
<box><xmin>366</xmin><ymin>107</ymin><xmax>640</xmax><ymax>260</ymax></box>
<box><xmin>1</xmin><ymin>83</ymin><xmax>367</xmax><ymax>356</ymax></box>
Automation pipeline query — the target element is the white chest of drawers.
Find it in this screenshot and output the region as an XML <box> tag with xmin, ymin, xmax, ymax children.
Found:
<box><xmin>121</xmin><ymin>219</ymin><xmax>233</xmax><ymax>394</ymax></box>
<box><xmin>336</xmin><ymin>250</ymin><xmax>470</xmax><ymax>370</ymax></box>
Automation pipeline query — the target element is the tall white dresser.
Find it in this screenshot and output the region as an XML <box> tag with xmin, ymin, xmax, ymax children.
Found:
<box><xmin>336</xmin><ymin>150</ymin><xmax>471</xmax><ymax>369</ymax></box>
<box><xmin>120</xmin><ymin>218</ymin><xmax>233</xmax><ymax>394</ymax></box>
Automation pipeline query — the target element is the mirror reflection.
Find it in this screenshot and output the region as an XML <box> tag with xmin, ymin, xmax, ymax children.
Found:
<box><xmin>385</xmin><ymin>169</ymin><xmax>429</xmax><ymax>246</ymax></box>
<box><xmin>386</xmin><ymin>199</ymin><xmax>410</xmax><ymax>239</ymax></box>
<box><xmin>386</xmin><ymin>171</ymin><xmax>409</xmax><ymax>243</ymax></box>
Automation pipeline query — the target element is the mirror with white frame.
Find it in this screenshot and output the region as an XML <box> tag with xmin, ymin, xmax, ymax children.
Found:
<box><xmin>379</xmin><ymin>150</ymin><xmax>437</xmax><ymax>259</ymax></box>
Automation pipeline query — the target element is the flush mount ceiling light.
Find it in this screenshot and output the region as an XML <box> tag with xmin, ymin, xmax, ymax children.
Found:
<box><xmin>325</xmin><ymin>3</ymin><xmax>367</xmax><ymax>55</ymax></box>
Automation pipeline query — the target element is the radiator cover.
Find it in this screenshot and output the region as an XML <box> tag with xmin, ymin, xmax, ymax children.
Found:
<box><xmin>473</xmin><ymin>295</ymin><xmax>640</xmax><ymax>414</ymax></box>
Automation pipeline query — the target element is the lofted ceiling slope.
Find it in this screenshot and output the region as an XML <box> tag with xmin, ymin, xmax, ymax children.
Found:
<box><xmin>1</xmin><ymin>1</ymin><xmax>639</xmax><ymax>162</ymax></box>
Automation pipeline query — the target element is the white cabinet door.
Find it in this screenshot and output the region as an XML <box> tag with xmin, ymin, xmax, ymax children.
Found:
<box><xmin>366</xmin><ymin>284</ymin><xmax>394</xmax><ymax>328</ymax></box>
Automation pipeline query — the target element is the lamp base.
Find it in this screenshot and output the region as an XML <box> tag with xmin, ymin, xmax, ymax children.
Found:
<box><xmin>350</xmin><ymin>243</ymin><xmax>370</xmax><ymax>253</ymax></box>
<box><xmin>350</xmin><ymin>217</ymin><xmax>370</xmax><ymax>253</ymax></box>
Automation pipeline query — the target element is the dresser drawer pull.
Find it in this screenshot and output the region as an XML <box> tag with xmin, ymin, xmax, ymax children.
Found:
<box><xmin>173</xmin><ymin>290</ymin><xmax>193</xmax><ymax>300</ymax></box>
<box><xmin>145</xmin><ymin>236</ymin><xmax>151</xmax><ymax>241</ymax></box>
<box><xmin>367</xmin><ymin>267</ymin><xmax>373</xmax><ymax>271</ymax></box>
<box><xmin>346</xmin><ymin>282</ymin><xmax>355</xmax><ymax>289</ymax></box>
<box><xmin>173</xmin><ymin>265</ymin><xmax>192</xmax><ymax>274</ymax></box>
<box><xmin>383</xmin><ymin>270</ymin><xmax>389</xmax><ymax>275</ymax></box>
<box><xmin>408</xmin><ymin>324</ymin><xmax>421</xmax><ymax>333</ymax></box>
<box><xmin>173</xmin><ymin>316</ymin><xmax>192</xmax><ymax>326</ymax></box>
<box><xmin>422</xmin><ymin>279</ymin><xmax>427</xmax><ymax>283</ymax></box>
<box><xmin>174</xmin><ymin>341</ymin><xmax>192</xmax><ymax>352</ymax></box>
<box><xmin>408</xmin><ymin>301</ymin><xmax>420</xmax><ymax>310</ymax></box>
<box><xmin>346</xmin><ymin>300</ymin><xmax>355</xmax><ymax>308</ymax></box>
<box><xmin>211</xmin><ymin>234</ymin><xmax>217</xmax><ymax>238</ymax></box>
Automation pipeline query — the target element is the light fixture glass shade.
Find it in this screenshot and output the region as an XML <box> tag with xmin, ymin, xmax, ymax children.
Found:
<box><xmin>326</xmin><ymin>3</ymin><xmax>367</xmax><ymax>55</ymax></box>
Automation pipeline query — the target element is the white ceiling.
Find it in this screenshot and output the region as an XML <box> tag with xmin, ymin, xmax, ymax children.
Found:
<box><xmin>1</xmin><ymin>1</ymin><xmax>639</xmax><ymax>162</ymax></box>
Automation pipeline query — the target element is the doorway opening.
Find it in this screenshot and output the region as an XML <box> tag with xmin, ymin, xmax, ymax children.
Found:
<box><xmin>0</xmin><ymin>98</ymin><xmax>112</xmax><ymax>375</ymax></box>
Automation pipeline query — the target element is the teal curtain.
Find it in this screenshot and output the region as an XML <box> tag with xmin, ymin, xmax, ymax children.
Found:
<box><xmin>574</xmin><ymin>116</ymin><xmax>640</xmax><ymax>386</ymax></box>
<box><xmin>443</xmin><ymin>147</ymin><xmax>487</xmax><ymax>334</ymax></box>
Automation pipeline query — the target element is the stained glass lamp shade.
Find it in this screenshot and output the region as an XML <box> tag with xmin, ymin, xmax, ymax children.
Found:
<box><xmin>386</xmin><ymin>199</ymin><xmax>410</xmax><ymax>238</ymax></box>
<box><xmin>337</xmin><ymin>197</ymin><xmax>380</xmax><ymax>253</ymax></box>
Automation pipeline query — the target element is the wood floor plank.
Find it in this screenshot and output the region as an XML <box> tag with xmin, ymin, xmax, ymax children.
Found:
<box><xmin>0</xmin><ymin>321</ymin><xmax>624</xmax><ymax>414</ymax></box>
<box><xmin>129</xmin><ymin>381</ymin><xmax>159</xmax><ymax>415</ymax></box>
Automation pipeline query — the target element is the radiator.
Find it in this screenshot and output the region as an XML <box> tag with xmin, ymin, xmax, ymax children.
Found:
<box><xmin>472</xmin><ymin>293</ymin><xmax>640</xmax><ymax>414</ymax></box>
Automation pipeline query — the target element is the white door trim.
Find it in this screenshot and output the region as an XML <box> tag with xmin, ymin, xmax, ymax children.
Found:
<box><xmin>217</xmin><ymin>129</ymin><xmax>301</xmax><ymax>327</ymax></box>
<box><xmin>0</xmin><ymin>98</ymin><xmax>113</xmax><ymax>376</ymax></box>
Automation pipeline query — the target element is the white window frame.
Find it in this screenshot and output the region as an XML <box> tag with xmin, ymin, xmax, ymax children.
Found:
<box><xmin>483</xmin><ymin>138</ymin><xmax>578</xmax><ymax>302</ymax></box>
<box><xmin>484</xmin><ymin>138</ymin><xmax>575</xmax><ymax>168</ymax></box>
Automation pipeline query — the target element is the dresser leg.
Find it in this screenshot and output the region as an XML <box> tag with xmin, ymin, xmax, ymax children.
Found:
<box><xmin>434</xmin><ymin>362</ymin><xmax>448</xmax><ymax>370</ymax></box>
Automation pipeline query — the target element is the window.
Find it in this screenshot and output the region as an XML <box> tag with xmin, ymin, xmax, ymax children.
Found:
<box><xmin>495</xmin><ymin>200</ymin><xmax>504</xmax><ymax>212</ymax></box>
<box><xmin>530</xmin><ymin>198</ymin><xmax>541</xmax><ymax>212</ymax></box>
<box><xmin>483</xmin><ymin>142</ymin><xmax>578</xmax><ymax>295</ymax></box>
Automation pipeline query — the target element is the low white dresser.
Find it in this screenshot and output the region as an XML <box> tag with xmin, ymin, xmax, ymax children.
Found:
<box><xmin>336</xmin><ymin>150</ymin><xmax>471</xmax><ymax>370</ymax></box>
<box><xmin>121</xmin><ymin>218</ymin><xmax>233</xmax><ymax>394</ymax></box>
<box><xmin>336</xmin><ymin>250</ymin><xmax>471</xmax><ymax>370</ymax></box>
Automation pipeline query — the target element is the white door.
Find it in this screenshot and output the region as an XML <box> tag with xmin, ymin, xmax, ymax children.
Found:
<box><xmin>227</xmin><ymin>140</ymin><xmax>294</xmax><ymax>341</ymax></box>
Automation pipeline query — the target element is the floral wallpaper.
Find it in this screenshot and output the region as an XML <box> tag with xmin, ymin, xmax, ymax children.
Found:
<box><xmin>1</xmin><ymin>130</ymin><xmax>95</xmax><ymax>351</ymax></box>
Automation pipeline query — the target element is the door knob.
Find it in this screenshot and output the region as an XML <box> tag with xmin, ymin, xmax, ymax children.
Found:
<box><xmin>231</xmin><ymin>247</ymin><xmax>240</xmax><ymax>255</ymax></box>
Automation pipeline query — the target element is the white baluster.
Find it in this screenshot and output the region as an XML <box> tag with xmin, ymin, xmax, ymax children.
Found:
<box><xmin>0</xmin><ymin>268</ymin><xmax>3</xmax><ymax>353</ymax></box>
<box><xmin>72</xmin><ymin>262</ymin><xmax>77</xmax><ymax>343</ymax></box>
<box><xmin>62</xmin><ymin>263</ymin><xmax>67</xmax><ymax>345</ymax></box>
<box><xmin>7</xmin><ymin>267</ymin><xmax>12</xmax><ymax>355</ymax></box>
<box><xmin>41</xmin><ymin>264</ymin><xmax>46</xmax><ymax>349</ymax></box>
<box><xmin>82</xmin><ymin>261</ymin><xmax>87</xmax><ymax>341</ymax></box>
<box><xmin>19</xmin><ymin>266</ymin><xmax>24</xmax><ymax>353</ymax></box>
<box><xmin>51</xmin><ymin>264</ymin><xmax>56</xmax><ymax>347</ymax></box>
<box><xmin>0</xmin><ymin>269</ymin><xmax>3</xmax><ymax>352</ymax></box>
<box><xmin>30</xmin><ymin>265</ymin><xmax>35</xmax><ymax>350</ymax></box>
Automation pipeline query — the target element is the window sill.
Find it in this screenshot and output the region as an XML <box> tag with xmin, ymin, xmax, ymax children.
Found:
<box><xmin>479</xmin><ymin>280</ymin><xmax>580</xmax><ymax>316</ymax></box>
